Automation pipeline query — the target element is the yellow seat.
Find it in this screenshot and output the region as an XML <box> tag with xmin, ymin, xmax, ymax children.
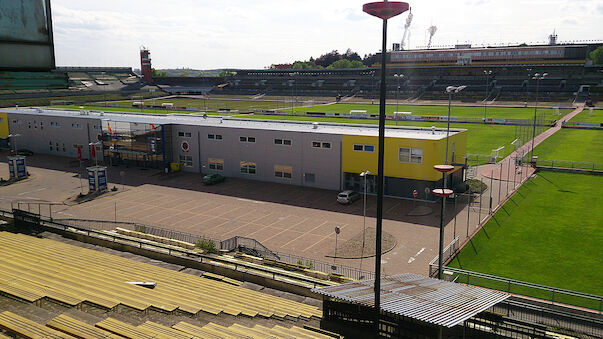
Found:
<box><xmin>46</xmin><ymin>314</ymin><xmax>112</xmax><ymax>338</ymax></box>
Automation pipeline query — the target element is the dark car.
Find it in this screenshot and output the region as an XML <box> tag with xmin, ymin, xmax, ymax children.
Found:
<box><xmin>11</xmin><ymin>149</ymin><xmax>34</xmax><ymax>156</ymax></box>
<box><xmin>202</xmin><ymin>173</ymin><xmax>225</xmax><ymax>185</ymax></box>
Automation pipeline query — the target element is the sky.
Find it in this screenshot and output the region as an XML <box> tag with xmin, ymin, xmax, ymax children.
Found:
<box><xmin>51</xmin><ymin>0</ymin><xmax>603</xmax><ymax>70</ymax></box>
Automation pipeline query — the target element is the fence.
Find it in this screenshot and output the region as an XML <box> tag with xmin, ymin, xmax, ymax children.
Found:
<box><xmin>531</xmin><ymin>158</ymin><xmax>603</xmax><ymax>171</ymax></box>
<box><xmin>275</xmin><ymin>251</ymin><xmax>375</xmax><ymax>281</ymax></box>
<box><xmin>439</xmin><ymin>267</ymin><xmax>603</xmax><ymax>312</ymax></box>
<box><xmin>428</xmin><ymin>237</ymin><xmax>460</xmax><ymax>277</ymax></box>
<box><xmin>49</xmin><ymin>217</ymin><xmax>373</xmax><ymax>280</ymax></box>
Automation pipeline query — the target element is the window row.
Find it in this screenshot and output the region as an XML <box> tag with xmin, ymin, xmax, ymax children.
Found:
<box><xmin>186</xmin><ymin>134</ymin><xmax>329</xmax><ymax>149</ymax></box>
<box><xmin>353</xmin><ymin>144</ymin><xmax>375</xmax><ymax>152</ymax></box>
<box><xmin>178</xmin><ymin>131</ymin><xmax>192</xmax><ymax>137</ymax></box>
<box><xmin>208</xmin><ymin>159</ymin><xmax>294</xmax><ymax>179</ymax></box>
<box><xmin>49</xmin><ymin>141</ymin><xmax>66</xmax><ymax>152</ymax></box>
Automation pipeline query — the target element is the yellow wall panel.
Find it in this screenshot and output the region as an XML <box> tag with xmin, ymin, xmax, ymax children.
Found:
<box><xmin>0</xmin><ymin>113</ymin><xmax>9</xmax><ymax>139</ymax></box>
<box><xmin>342</xmin><ymin>129</ymin><xmax>467</xmax><ymax>182</ymax></box>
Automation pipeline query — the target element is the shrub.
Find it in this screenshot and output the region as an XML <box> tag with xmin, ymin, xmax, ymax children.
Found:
<box><xmin>195</xmin><ymin>239</ymin><xmax>217</xmax><ymax>253</ymax></box>
<box><xmin>466</xmin><ymin>179</ymin><xmax>488</xmax><ymax>194</ymax></box>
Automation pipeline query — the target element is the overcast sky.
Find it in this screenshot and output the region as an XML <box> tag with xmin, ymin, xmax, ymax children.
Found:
<box><xmin>52</xmin><ymin>0</ymin><xmax>603</xmax><ymax>70</ymax></box>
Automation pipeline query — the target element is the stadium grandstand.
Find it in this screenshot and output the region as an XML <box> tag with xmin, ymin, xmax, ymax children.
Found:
<box><xmin>214</xmin><ymin>42</ymin><xmax>602</xmax><ymax>104</ymax></box>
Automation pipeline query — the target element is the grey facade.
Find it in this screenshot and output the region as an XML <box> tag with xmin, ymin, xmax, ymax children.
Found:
<box><xmin>7</xmin><ymin>111</ymin><xmax>103</xmax><ymax>162</ymax></box>
<box><xmin>171</xmin><ymin>124</ymin><xmax>342</xmax><ymax>190</ymax></box>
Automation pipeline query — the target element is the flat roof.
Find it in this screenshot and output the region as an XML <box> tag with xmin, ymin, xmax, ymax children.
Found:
<box><xmin>313</xmin><ymin>273</ymin><xmax>510</xmax><ymax>328</ymax></box>
<box><xmin>2</xmin><ymin>107</ymin><xmax>465</xmax><ymax>140</ymax></box>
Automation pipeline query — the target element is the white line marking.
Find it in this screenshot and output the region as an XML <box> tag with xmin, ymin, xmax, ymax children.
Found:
<box><xmin>236</xmin><ymin>198</ymin><xmax>265</xmax><ymax>204</ymax></box>
<box><xmin>407</xmin><ymin>247</ymin><xmax>426</xmax><ymax>264</ymax></box>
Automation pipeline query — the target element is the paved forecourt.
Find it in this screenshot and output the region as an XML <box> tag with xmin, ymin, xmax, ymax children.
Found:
<box><xmin>0</xmin><ymin>153</ymin><xmax>469</xmax><ymax>277</ymax></box>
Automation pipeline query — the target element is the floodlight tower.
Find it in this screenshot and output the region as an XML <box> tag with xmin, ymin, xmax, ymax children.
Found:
<box><xmin>362</xmin><ymin>0</ymin><xmax>409</xmax><ymax>331</ymax></box>
<box><xmin>400</xmin><ymin>8</ymin><xmax>413</xmax><ymax>49</ymax></box>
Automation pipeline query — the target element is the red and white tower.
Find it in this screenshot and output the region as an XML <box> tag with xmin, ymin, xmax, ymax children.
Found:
<box><xmin>140</xmin><ymin>46</ymin><xmax>152</xmax><ymax>83</ymax></box>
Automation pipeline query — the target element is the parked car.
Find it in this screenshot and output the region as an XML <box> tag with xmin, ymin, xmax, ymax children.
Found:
<box><xmin>337</xmin><ymin>190</ymin><xmax>361</xmax><ymax>205</ymax></box>
<box><xmin>202</xmin><ymin>173</ymin><xmax>225</xmax><ymax>185</ymax></box>
<box><xmin>10</xmin><ymin>149</ymin><xmax>34</xmax><ymax>156</ymax></box>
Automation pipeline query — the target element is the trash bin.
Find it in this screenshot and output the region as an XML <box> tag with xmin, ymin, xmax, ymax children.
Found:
<box><xmin>170</xmin><ymin>162</ymin><xmax>182</xmax><ymax>172</ymax></box>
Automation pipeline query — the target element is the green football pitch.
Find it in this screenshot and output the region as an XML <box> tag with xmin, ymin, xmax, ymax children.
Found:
<box><xmin>448</xmin><ymin>171</ymin><xmax>603</xmax><ymax>308</ymax></box>
<box><xmin>533</xmin><ymin>129</ymin><xmax>603</xmax><ymax>164</ymax></box>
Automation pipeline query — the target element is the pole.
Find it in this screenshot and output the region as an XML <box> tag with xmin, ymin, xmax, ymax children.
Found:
<box><xmin>374</xmin><ymin>16</ymin><xmax>388</xmax><ymax>322</ymax></box>
<box><xmin>114</xmin><ymin>201</ymin><xmax>117</xmax><ymax>223</ymax></box>
<box><xmin>498</xmin><ymin>163</ymin><xmax>503</xmax><ymax>205</ymax></box>
<box><xmin>360</xmin><ymin>174</ymin><xmax>367</xmax><ymax>271</ymax></box>
<box><xmin>453</xmin><ymin>195</ymin><xmax>457</xmax><ymax>239</ymax></box>
<box><xmin>438</xmin><ymin>173</ymin><xmax>446</xmax><ymax>279</ymax></box>
<box><xmin>484</xmin><ymin>72</ymin><xmax>488</xmax><ymax>120</ymax></box>
<box><xmin>396</xmin><ymin>76</ymin><xmax>400</xmax><ymax>125</ymax></box>
<box><xmin>530</xmin><ymin>77</ymin><xmax>540</xmax><ymax>160</ymax></box>
<box><xmin>489</xmin><ymin>169</ymin><xmax>494</xmax><ymax>214</ymax></box>
<box><xmin>445</xmin><ymin>92</ymin><xmax>452</xmax><ymax>164</ymax></box>
<box><xmin>506</xmin><ymin>157</ymin><xmax>511</xmax><ymax>195</ymax></box>
<box><xmin>79</xmin><ymin>160</ymin><xmax>83</xmax><ymax>194</ymax></box>
<box><xmin>466</xmin><ymin>192</ymin><xmax>470</xmax><ymax>237</ymax></box>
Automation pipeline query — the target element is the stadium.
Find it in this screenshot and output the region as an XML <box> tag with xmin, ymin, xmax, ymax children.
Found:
<box><xmin>0</xmin><ymin>0</ymin><xmax>602</xmax><ymax>338</ymax></box>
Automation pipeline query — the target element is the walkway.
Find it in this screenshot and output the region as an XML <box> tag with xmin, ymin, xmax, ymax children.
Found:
<box><xmin>480</xmin><ymin>104</ymin><xmax>584</xmax><ymax>181</ymax></box>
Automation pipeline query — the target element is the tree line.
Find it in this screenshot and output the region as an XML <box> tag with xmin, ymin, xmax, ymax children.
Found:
<box><xmin>274</xmin><ymin>49</ymin><xmax>377</xmax><ymax>69</ymax></box>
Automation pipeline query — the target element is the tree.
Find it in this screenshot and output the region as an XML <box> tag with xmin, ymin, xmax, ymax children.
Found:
<box><xmin>589</xmin><ymin>46</ymin><xmax>603</xmax><ymax>64</ymax></box>
<box><xmin>327</xmin><ymin>59</ymin><xmax>365</xmax><ymax>69</ymax></box>
<box><xmin>291</xmin><ymin>60</ymin><xmax>321</xmax><ymax>69</ymax></box>
<box><xmin>151</xmin><ymin>68</ymin><xmax>167</xmax><ymax>77</ymax></box>
<box><xmin>217</xmin><ymin>70</ymin><xmax>235</xmax><ymax>77</ymax></box>
<box><xmin>343</xmin><ymin>48</ymin><xmax>362</xmax><ymax>62</ymax></box>
<box><xmin>362</xmin><ymin>53</ymin><xmax>378</xmax><ymax>67</ymax></box>
<box><xmin>315</xmin><ymin>50</ymin><xmax>342</xmax><ymax>67</ymax></box>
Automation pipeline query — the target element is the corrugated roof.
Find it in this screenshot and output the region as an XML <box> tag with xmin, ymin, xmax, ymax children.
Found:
<box><xmin>312</xmin><ymin>273</ymin><xmax>509</xmax><ymax>328</ymax></box>
<box><xmin>2</xmin><ymin>108</ymin><xmax>465</xmax><ymax>140</ymax></box>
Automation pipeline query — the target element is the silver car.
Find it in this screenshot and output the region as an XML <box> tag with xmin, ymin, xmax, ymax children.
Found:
<box><xmin>337</xmin><ymin>190</ymin><xmax>361</xmax><ymax>205</ymax></box>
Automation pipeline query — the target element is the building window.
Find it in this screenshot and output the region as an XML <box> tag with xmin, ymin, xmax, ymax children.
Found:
<box><xmin>208</xmin><ymin>134</ymin><xmax>223</xmax><ymax>140</ymax></box>
<box><xmin>312</xmin><ymin>141</ymin><xmax>331</xmax><ymax>149</ymax></box>
<box><xmin>399</xmin><ymin>147</ymin><xmax>423</xmax><ymax>164</ymax></box>
<box><xmin>179</xmin><ymin>155</ymin><xmax>193</xmax><ymax>167</ymax></box>
<box><xmin>178</xmin><ymin>131</ymin><xmax>192</xmax><ymax>137</ymax></box>
<box><xmin>304</xmin><ymin>173</ymin><xmax>315</xmax><ymax>183</ymax></box>
<box><xmin>274</xmin><ymin>139</ymin><xmax>292</xmax><ymax>146</ymax></box>
<box><xmin>71</xmin><ymin>123</ymin><xmax>81</xmax><ymax>129</ymax></box>
<box><xmin>208</xmin><ymin>158</ymin><xmax>224</xmax><ymax>171</ymax></box>
<box><xmin>50</xmin><ymin>121</ymin><xmax>61</xmax><ymax>127</ymax></box>
<box><xmin>354</xmin><ymin>144</ymin><xmax>375</xmax><ymax>152</ymax></box>
<box><xmin>240</xmin><ymin>161</ymin><xmax>256</xmax><ymax>174</ymax></box>
<box><xmin>240</xmin><ymin>136</ymin><xmax>255</xmax><ymax>143</ymax></box>
<box><xmin>274</xmin><ymin>165</ymin><xmax>292</xmax><ymax>179</ymax></box>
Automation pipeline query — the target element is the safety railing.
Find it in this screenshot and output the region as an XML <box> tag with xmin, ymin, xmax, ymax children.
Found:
<box><xmin>438</xmin><ymin>266</ymin><xmax>603</xmax><ymax>312</ymax></box>
<box><xmin>531</xmin><ymin>158</ymin><xmax>603</xmax><ymax>171</ymax></box>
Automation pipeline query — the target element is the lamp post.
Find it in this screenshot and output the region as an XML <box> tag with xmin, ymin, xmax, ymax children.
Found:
<box><xmin>89</xmin><ymin>141</ymin><xmax>102</xmax><ymax>167</ymax></box>
<box><xmin>8</xmin><ymin>134</ymin><xmax>21</xmax><ymax>153</ymax></box>
<box><xmin>483</xmin><ymin>70</ymin><xmax>492</xmax><ymax>120</ymax></box>
<box><xmin>394</xmin><ymin>74</ymin><xmax>403</xmax><ymax>125</ymax></box>
<box><xmin>530</xmin><ymin>73</ymin><xmax>547</xmax><ymax>161</ymax></box>
<box><xmin>359</xmin><ymin>170</ymin><xmax>371</xmax><ymax>272</ymax></box>
<box><xmin>363</xmin><ymin>0</ymin><xmax>409</xmax><ymax>329</ymax></box>
<box><xmin>445</xmin><ymin>86</ymin><xmax>466</xmax><ymax>163</ymax></box>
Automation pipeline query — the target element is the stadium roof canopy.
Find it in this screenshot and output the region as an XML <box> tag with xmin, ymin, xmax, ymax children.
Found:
<box><xmin>312</xmin><ymin>273</ymin><xmax>510</xmax><ymax>328</ymax></box>
<box><xmin>3</xmin><ymin>108</ymin><xmax>464</xmax><ymax>140</ymax></box>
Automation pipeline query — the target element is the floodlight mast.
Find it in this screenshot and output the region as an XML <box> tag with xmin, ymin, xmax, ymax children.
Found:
<box><xmin>362</xmin><ymin>0</ymin><xmax>409</xmax><ymax>333</ymax></box>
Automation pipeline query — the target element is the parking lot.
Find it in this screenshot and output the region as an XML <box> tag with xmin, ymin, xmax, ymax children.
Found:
<box><xmin>0</xmin><ymin>152</ymin><xmax>473</xmax><ymax>276</ymax></box>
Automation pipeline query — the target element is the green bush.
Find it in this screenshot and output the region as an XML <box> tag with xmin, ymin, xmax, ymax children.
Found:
<box><xmin>466</xmin><ymin>179</ymin><xmax>488</xmax><ymax>194</ymax></box>
<box><xmin>195</xmin><ymin>239</ymin><xmax>217</xmax><ymax>253</ymax></box>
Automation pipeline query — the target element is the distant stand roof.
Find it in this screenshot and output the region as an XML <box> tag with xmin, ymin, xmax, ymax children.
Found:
<box><xmin>313</xmin><ymin>273</ymin><xmax>510</xmax><ymax>328</ymax></box>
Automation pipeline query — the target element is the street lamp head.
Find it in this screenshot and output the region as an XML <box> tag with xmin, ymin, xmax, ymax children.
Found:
<box><xmin>446</xmin><ymin>85</ymin><xmax>466</xmax><ymax>93</ymax></box>
<box><xmin>363</xmin><ymin>1</ymin><xmax>409</xmax><ymax>20</ymax></box>
<box><xmin>456</xmin><ymin>85</ymin><xmax>467</xmax><ymax>92</ymax></box>
<box><xmin>8</xmin><ymin>134</ymin><xmax>21</xmax><ymax>137</ymax></box>
<box><xmin>360</xmin><ymin>170</ymin><xmax>371</xmax><ymax>177</ymax></box>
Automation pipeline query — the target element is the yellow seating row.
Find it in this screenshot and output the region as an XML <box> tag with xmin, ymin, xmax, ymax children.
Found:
<box><xmin>0</xmin><ymin>311</ymin><xmax>70</xmax><ymax>339</ymax></box>
<box><xmin>171</xmin><ymin>321</ymin><xmax>336</xmax><ymax>339</ymax></box>
<box><xmin>0</xmin><ymin>232</ymin><xmax>321</xmax><ymax>320</ymax></box>
<box><xmin>46</xmin><ymin>314</ymin><xmax>112</xmax><ymax>339</ymax></box>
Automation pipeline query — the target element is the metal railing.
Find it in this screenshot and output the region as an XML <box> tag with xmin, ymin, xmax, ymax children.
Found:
<box><xmin>531</xmin><ymin>158</ymin><xmax>603</xmax><ymax>171</ymax></box>
<box><xmin>51</xmin><ymin>217</ymin><xmax>372</xmax><ymax>280</ymax></box>
<box><xmin>275</xmin><ymin>251</ymin><xmax>375</xmax><ymax>281</ymax></box>
<box><xmin>428</xmin><ymin>237</ymin><xmax>460</xmax><ymax>277</ymax></box>
<box><xmin>439</xmin><ymin>267</ymin><xmax>603</xmax><ymax>312</ymax></box>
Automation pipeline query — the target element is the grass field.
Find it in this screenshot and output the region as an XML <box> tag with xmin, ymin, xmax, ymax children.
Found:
<box><xmin>448</xmin><ymin>171</ymin><xmax>603</xmax><ymax>307</ymax></box>
<box><xmin>568</xmin><ymin>108</ymin><xmax>603</xmax><ymax>124</ymax></box>
<box><xmin>291</xmin><ymin>103</ymin><xmax>572</xmax><ymax>120</ymax></box>
<box><xmin>533</xmin><ymin>129</ymin><xmax>603</xmax><ymax>164</ymax></box>
<box><xmin>107</xmin><ymin>98</ymin><xmax>571</xmax><ymax>120</ymax></box>
<box><xmin>242</xmin><ymin>114</ymin><xmax>521</xmax><ymax>156</ymax></box>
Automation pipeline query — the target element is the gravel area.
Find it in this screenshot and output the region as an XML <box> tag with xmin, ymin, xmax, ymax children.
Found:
<box><xmin>326</xmin><ymin>227</ymin><xmax>396</xmax><ymax>259</ymax></box>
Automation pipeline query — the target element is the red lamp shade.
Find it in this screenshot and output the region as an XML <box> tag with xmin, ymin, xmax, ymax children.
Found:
<box><xmin>363</xmin><ymin>1</ymin><xmax>409</xmax><ymax>20</ymax></box>
<box><xmin>433</xmin><ymin>164</ymin><xmax>455</xmax><ymax>173</ymax></box>
<box><xmin>433</xmin><ymin>188</ymin><xmax>454</xmax><ymax>198</ymax></box>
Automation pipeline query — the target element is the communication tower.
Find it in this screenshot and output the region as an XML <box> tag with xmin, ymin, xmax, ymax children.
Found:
<box><xmin>140</xmin><ymin>46</ymin><xmax>153</xmax><ymax>83</ymax></box>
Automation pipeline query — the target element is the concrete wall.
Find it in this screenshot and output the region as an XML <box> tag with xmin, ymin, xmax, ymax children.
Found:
<box><xmin>171</xmin><ymin>124</ymin><xmax>343</xmax><ymax>190</ymax></box>
<box><xmin>7</xmin><ymin>112</ymin><xmax>102</xmax><ymax>160</ymax></box>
